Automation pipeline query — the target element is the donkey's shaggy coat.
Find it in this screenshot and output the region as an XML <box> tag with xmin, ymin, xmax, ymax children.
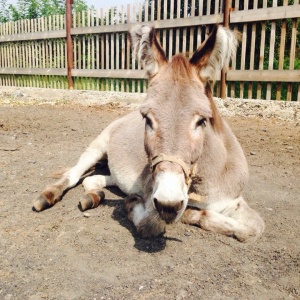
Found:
<box><xmin>33</xmin><ymin>25</ymin><xmax>264</xmax><ymax>242</ymax></box>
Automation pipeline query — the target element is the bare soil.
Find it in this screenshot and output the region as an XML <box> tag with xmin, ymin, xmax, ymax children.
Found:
<box><xmin>0</xmin><ymin>103</ymin><xmax>299</xmax><ymax>300</ymax></box>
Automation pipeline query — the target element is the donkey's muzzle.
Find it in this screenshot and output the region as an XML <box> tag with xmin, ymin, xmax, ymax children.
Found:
<box><xmin>154</xmin><ymin>198</ymin><xmax>184</xmax><ymax>224</ymax></box>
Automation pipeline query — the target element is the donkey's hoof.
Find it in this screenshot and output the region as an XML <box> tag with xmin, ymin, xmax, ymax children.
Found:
<box><xmin>78</xmin><ymin>190</ymin><xmax>105</xmax><ymax>211</ymax></box>
<box><xmin>32</xmin><ymin>195</ymin><xmax>50</xmax><ymax>212</ymax></box>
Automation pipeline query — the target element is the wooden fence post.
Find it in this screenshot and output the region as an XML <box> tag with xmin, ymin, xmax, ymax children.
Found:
<box><xmin>66</xmin><ymin>0</ymin><xmax>74</xmax><ymax>89</ymax></box>
<box><xmin>221</xmin><ymin>0</ymin><xmax>232</xmax><ymax>99</ymax></box>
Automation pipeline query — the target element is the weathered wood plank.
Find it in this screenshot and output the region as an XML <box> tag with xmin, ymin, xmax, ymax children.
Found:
<box><xmin>100</xmin><ymin>8</ymin><xmax>104</xmax><ymax>71</ymax></box>
<box><xmin>162</xmin><ymin>0</ymin><xmax>167</xmax><ymax>54</ymax></box>
<box><xmin>207</xmin><ymin>0</ymin><xmax>211</xmax><ymax>15</ymax></box>
<box><xmin>182</xmin><ymin>0</ymin><xmax>188</xmax><ymax>54</ymax></box>
<box><xmin>189</xmin><ymin>0</ymin><xmax>196</xmax><ymax>57</ymax></box>
<box><xmin>71</xmin><ymin>69</ymin><xmax>147</xmax><ymax>79</ymax></box>
<box><xmin>151</xmin><ymin>0</ymin><xmax>154</xmax><ymax>21</ymax></box>
<box><xmin>137</xmin><ymin>3</ymin><xmax>143</xmax><ymax>92</ymax></box>
<box><xmin>70</xmin><ymin>14</ymin><xmax>223</xmax><ymax>36</ymax></box>
<box><xmin>240</xmin><ymin>21</ymin><xmax>247</xmax><ymax>98</ymax></box>
<box><xmin>111</xmin><ymin>6</ymin><xmax>115</xmax><ymax>91</ymax></box>
<box><xmin>227</xmin><ymin>70</ymin><xmax>300</xmax><ymax>82</ymax></box>
<box><xmin>0</xmin><ymin>67</ymin><xmax>67</xmax><ymax>76</ymax></box>
<box><xmin>257</xmin><ymin>18</ymin><xmax>266</xmax><ymax>99</ymax></box>
<box><xmin>276</xmin><ymin>0</ymin><xmax>288</xmax><ymax>100</ymax></box>
<box><xmin>144</xmin><ymin>0</ymin><xmax>148</xmax><ymax>22</ymax></box>
<box><xmin>168</xmin><ymin>0</ymin><xmax>174</xmax><ymax>58</ymax></box>
<box><xmin>126</xmin><ymin>4</ymin><xmax>131</xmax><ymax>92</ymax></box>
<box><xmin>115</xmin><ymin>6</ymin><xmax>120</xmax><ymax>74</ymax></box>
<box><xmin>121</xmin><ymin>5</ymin><xmax>125</xmax><ymax>92</ymax></box>
<box><xmin>231</xmin><ymin>5</ymin><xmax>300</xmax><ymax>23</ymax></box>
<box><xmin>0</xmin><ymin>30</ymin><xmax>66</xmax><ymax>42</ymax></box>
<box><xmin>287</xmin><ymin>18</ymin><xmax>297</xmax><ymax>101</ymax></box>
<box><xmin>175</xmin><ymin>0</ymin><xmax>180</xmax><ymax>54</ymax></box>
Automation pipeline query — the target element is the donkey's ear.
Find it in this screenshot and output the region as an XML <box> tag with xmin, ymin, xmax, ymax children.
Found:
<box><xmin>130</xmin><ymin>25</ymin><xmax>168</xmax><ymax>78</ymax></box>
<box><xmin>190</xmin><ymin>25</ymin><xmax>238</xmax><ymax>82</ymax></box>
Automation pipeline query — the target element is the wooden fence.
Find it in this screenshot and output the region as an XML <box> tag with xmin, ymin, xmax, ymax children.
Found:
<box><xmin>0</xmin><ymin>0</ymin><xmax>299</xmax><ymax>100</ymax></box>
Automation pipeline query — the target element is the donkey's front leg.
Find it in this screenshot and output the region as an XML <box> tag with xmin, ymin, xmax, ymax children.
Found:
<box><xmin>33</xmin><ymin>154</ymin><xmax>103</xmax><ymax>212</ymax></box>
<box><xmin>182</xmin><ymin>197</ymin><xmax>265</xmax><ymax>243</ymax></box>
<box><xmin>125</xmin><ymin>194</ymin><xmax>166</xmax><ymax>238</ymax></box>
<box><xmin>33</xmin><ymin>126</ymin><xmax>111</xmax><ymax>212</ymax></box>
<box><xmin>79</xmin><ymin>175</ymin><xmax>116</xmax><ymax>211</ymax></box>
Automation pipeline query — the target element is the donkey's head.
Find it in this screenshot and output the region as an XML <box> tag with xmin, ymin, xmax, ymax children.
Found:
<box><xmin>130</xmin><ymin>24</ymin><xmax>238</xmax><ymax>224</ymax></box>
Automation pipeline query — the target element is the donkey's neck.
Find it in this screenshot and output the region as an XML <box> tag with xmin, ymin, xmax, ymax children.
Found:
<box><xmin>194</xmin><ymin>121</ymin><xmax>248</xmax><ymax>200</ymax></box>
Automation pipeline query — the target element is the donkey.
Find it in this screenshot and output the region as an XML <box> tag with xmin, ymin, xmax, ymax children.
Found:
<box><xmin>33</xmin><ymin>24</ymin><xmax>265</xmax><ymax>243</ymax></box>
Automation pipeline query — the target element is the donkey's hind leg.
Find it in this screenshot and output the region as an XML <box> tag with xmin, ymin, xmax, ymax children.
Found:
<box><xmin>182</xmin><ymin>197</ymin><xmax>265</xmax><ymax>243</ymax></box>
<box><xmin>125</xmin><ymin>194</ymin><xmax>166</xmax><ymax>238</ymax></box>
<box><xmin>32</xmin><ymin>126</ymin><xmax>111</xmax><ymax>212</ymax></box>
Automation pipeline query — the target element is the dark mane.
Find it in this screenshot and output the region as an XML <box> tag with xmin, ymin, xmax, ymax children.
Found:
<box><xmin>169</xmin><ymin>54</ymin><xmax>195</xmax><ymax>82</ymax></box>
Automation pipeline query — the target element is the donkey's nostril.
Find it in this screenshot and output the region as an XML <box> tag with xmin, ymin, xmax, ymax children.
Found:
<box><xmin>153</xmin><ymin>198</ymin><xmax>159</xmax><ymax>210</ymax></box>
<box><xmin>153</xmin><ymin>199</ymin><xmax>184</xmax><ymax>224</ymax></box>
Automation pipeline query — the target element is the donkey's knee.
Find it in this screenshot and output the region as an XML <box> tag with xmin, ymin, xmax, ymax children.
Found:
<box><xmin>125</xmin><ymin>194</ymin><xmax>166</xmax><ymax>238</ymax></box>
<box><xmin>82</xmin><ymin>175</ymin><xmax>111</xmax><ymax>192</ymax></box>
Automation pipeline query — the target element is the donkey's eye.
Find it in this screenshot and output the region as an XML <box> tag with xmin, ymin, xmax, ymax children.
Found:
<box><xmin>196</xmin><ymin>118</ymin><xmax>207</xmax><ymax>128</ymax></box>
<box><xmin>144</xmin><ymin>115</ymin><xmax>153</xmax><ymax>129</ymax></box>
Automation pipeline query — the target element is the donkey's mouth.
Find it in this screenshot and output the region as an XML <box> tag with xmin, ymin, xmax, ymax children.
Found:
<box><xmin>154</xmin><ymin>199</ymin><xmax>183</xmax><ymax>224</ymax></box>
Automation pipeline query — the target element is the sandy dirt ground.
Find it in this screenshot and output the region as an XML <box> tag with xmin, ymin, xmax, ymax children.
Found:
<box><xmin>0</xmin><ymin>102</ymin><xmax>299</xmax><ymax>300</ymax></box>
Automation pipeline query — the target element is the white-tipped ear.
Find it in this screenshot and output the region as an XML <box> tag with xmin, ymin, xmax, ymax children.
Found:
<box><xmin>190</xmin><ymin>25</ymin><xmax>239</xmax><ymax>82</ymax></box>
<box><xmin>129</xmin><ymin>24</ymin><xmax>167</xmax><ymax>78</ymax></box>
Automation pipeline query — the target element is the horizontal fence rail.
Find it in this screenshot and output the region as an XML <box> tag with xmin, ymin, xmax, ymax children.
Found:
<box><xmin>0</xmin><ymin>0</ymin><xmax>299</xmax><ymax>100</ymax></box>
